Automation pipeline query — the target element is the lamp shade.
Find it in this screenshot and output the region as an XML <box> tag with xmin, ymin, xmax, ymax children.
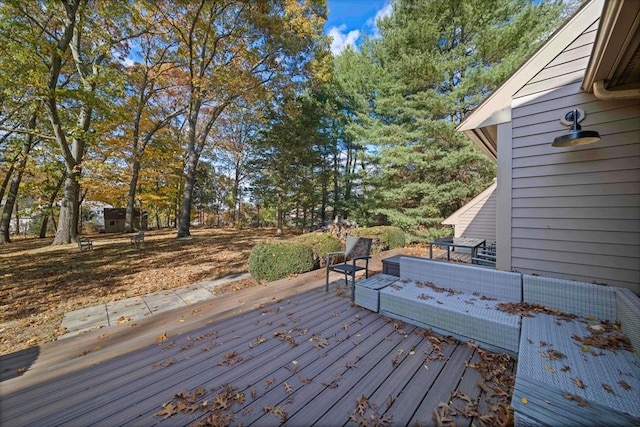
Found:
<box><xmin>552</xmin><ymin>109</ymin><xmax>600</xmax><ymax>147</ymax></box>
<box><xmin>552</xmin><ymin>129</ymin><xmax>601</xmax><ymax>147</ymax></box>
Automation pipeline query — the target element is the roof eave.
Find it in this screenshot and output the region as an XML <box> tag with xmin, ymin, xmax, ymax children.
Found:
<box><xmin>464</xmin><ymin>128</ymin><xmax>497</xmax><ymax>164</ymax></box>
<box><xmin>582</xmin><ymin>0</ymin><xmax>640</xmax><ymax>92</ymax></box>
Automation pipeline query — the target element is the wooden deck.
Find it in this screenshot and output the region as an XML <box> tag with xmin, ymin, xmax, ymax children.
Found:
<box><xmin>0</xmin><ymin>248</ymin><xmax>513</xmax><ymax>426</ymax></box>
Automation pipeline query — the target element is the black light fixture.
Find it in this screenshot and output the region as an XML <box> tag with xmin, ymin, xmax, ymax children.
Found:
<box><xmin>552</xmin><ymin>109</ymin><xmax>600</xmax><ymax>147</ymax></box>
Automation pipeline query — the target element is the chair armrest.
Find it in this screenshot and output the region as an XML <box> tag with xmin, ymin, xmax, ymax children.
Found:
<box><xmin>353</xmin><ymin>255</ymin><xmax>372</xmax><ymax>261</ymax></box>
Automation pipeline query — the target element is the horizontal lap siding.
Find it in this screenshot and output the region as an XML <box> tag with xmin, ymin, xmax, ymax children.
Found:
<box><xmin>510</xmin><ymin>19</ymin><xmax>640</xmax><ymax>293</ymax></box>
<box><xmin>455</xmin><ymin>190</ymin><xmax>496</xmax><ymax>242</ymax></box>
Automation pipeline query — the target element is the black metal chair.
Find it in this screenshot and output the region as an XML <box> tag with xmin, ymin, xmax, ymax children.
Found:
<box><xmin>325</xmin><ymin>236</ymin><xmax>373</xmax><ymax>300</ymax></box>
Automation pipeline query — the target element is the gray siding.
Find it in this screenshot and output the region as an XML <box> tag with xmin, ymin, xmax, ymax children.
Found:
<box><xmin>510</xmin><ymin>20</ymin><xmax>640</xmax><ymax>292</ymax></box>
<box><xmin>454</xmin><ymin>188</ymin><xmax>496</xmax><ymax>242</ymax></box>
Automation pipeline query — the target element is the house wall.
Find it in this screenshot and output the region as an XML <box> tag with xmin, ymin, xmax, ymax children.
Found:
<box><xmin>444</xmin><ymin>185</ymin><xmax>497</xmax><ymax>242</ymax></box>
<box><xmin>103</xmin><ymin>208</ymin><xmax>147</xmax><ymax>233</ymax></box>
<box><xmin>508</xmin><ymin>19</ymin><xmax>640</xmax><ymax>293</ymax></box>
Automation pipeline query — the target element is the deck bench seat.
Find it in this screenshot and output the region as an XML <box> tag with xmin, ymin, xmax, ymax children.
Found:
<box><xmin>379</xmin><ymin>279</ymin><xmax>521</xmax><ymax>352</ymax></box>
<box><xmin>512</xmin><ymin>275</ymin><xmax>640</xmax><ymax>426</ymax></box>
<box><xmin>354</xmin><ymin>274</ymin><xmax>400</xmax><ymax>312</ymax></box>
<box><xmin>378</xmin><ymin>257</ymin><xmax>522</xmax><ymax>353</ymax></box>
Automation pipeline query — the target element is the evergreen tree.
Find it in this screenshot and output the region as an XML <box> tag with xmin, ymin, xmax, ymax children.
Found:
<box><xmin>345</xmin><ymin>0</ymin><xmax>565</xmax><ymax>239</ymax></box>
<box><xmin>250</xmin><ymin>93</ymin><xmax>327</xmax><ymax>235</ymax></box>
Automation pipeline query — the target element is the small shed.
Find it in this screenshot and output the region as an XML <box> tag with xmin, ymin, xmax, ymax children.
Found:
<box><xmin>442</xmin><ymin>181</ymin><xmax>497</xmax><ymax>244</ymax></box>
<box><xmin>103</xmin><ymin>208</ymin><xmax>147</xmax><ymax>233</ymax></box>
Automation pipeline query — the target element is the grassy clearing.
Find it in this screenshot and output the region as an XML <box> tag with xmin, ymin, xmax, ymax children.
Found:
<box><xmin>0</xmin><ymin>227</ymin><xmax>292</xmax><ymax>355</ymax></box>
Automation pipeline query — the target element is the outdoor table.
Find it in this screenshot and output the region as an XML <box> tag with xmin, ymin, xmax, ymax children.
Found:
<box><xmin>429</xmin><ymin>237</ymin><xmax>486</xmax><ymax>261</ymax></box>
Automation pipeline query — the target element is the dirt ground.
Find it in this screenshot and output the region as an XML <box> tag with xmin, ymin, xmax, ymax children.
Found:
<box><xmin>0</xmin><ymin>227</ymin><xmax>296</xmax><ymax>355</ymax></box>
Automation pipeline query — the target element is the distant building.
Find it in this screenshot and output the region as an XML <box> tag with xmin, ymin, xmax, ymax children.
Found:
<box><xmin>103</xmin><ymin>208</ymin><xmax>147</xmax><ymax>233</ymax></box>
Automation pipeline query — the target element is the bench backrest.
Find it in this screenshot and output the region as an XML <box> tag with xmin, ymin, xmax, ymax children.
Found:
<box><xmin>522</xmin><ymin>275</ymin><xmax>617</xmax><ymax>321</ymax></box>
<box><xmin>615</xmin><ymin>288</ymin><xmax>640</xmax><ymax>352</ymax></box>
<box><xmin>399</xmin><ymin>257</ymin><xmax>522</xmax><ymax>302</ymax></box>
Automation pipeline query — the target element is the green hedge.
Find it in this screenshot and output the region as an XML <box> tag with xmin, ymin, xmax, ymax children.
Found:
<box><xmin>248</xmin><ymin>241</ymin><xmax>314</xmax><ymax>283</ymax></box>
<box><xmin>293</xmin><ymin>233</ymin><xmax>342</xmax><ymax>268</ymax></box>
<box><xmin>349</xmin><ymin>226</ymin><xmax>406</xmax><ymax>254</ymax></box>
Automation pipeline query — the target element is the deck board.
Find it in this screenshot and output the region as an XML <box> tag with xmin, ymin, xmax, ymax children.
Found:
<box><xmin>286</xmin><ymin>325</ymin><xmax>424</xmax><ymax>426</ymax></box>
<box><xmin>1</xmin><ymin>249</ymin><xmax>513</xmax><ymax>427</ymax></box>
<box><xmin>42</xmin><ymin>291</ymin><xmax>350</xmax><ymax>425</ymax></box>
<box><xmin>408</xmin><ymin>344</ymin><xmax>474</xmax><ymax>425</ymax></box>
<box><xmin>313</xmin><ymin>328</ymin><xmax>429</xmax><ymax>426</ymax></box>
<box><xmin>2</xmin><ymin>289</ymin><xmax>339</xmax><ymax>422</ymax></box>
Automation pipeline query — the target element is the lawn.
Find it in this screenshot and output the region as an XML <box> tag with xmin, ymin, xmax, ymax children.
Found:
<box><xmin>0</xmin><ymin>227</ymin><xmax>294</xmax><ymax>355</ymax></box>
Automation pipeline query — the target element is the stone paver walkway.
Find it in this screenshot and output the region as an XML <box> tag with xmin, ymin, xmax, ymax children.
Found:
<box><xmin>60</xmin><ymin>272</ymin><xmax>251</xmax><ymax>339</ymax></box>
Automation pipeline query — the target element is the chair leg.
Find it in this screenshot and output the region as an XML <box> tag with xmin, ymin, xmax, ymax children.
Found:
<box><xmin>325</xmin><ymin>267</ymin><xmax>330</xmax><ymax>292</ymax></box>
<box><xmin>351</xmin><ymin>274</ymin><xmax>356</xmax><ymax>301</ymax></box>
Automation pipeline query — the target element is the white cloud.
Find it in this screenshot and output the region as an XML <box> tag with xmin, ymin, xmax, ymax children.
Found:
<box><xmin>122</xmin><ymin>57</ymin><xmax>136</xmax><ymax>67</ymax></box>
<box><xmin>328</xmin><ymin>24</ymin><xmax>361</xmax><ymax>55</ymax></box>
<box><xmin>367</xmin><ymin>2</ymin><xmax>393</xmax><ymax>38</ymax></box>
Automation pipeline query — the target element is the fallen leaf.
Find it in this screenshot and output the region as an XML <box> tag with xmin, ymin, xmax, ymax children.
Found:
<box><xmin>264</xmin><ymin>376</ymin><xmax>275</xmax><ymax>388</ymax></box>
<box><xmin>299</xmin><ymin>376</ymin><xmax>313</xmax><ymax>384</ymax></box>
<box><xmin>356</xmin><ymin>395</ymin><xmax>368</xmax><ymax>416</ymax></box>
<box><xmin>619</xmin><ymin>380</ymin><xmax>632</xmax><ymax>391</ymax></box>
<box><xmin>602</xmin><ymin>383</ymin><xmax>615</xmax><ymax>395</ymax></box>
<box><xmin>572</xmin><ymin>377</ymin><xmax>586</xmax><ymax>389</ymax></box>
<box><xmin>544</xmin><ymin>365</ymin><xmax>555</xmax><ymax>373</ymax></box>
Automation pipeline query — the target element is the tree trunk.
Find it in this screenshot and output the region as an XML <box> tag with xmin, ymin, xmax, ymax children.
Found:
<box><xmin>53</xmin><ymin>169</ymin><xmax>80</xmax><ymax>244</ymax></box>
<box><xmin>177</xmin><ymin>101</ymin><xmax>228</xmax><ymax>238</ymax></box>
<box><xmin>39</xmin><ymin>214</ymin><xmax>49</xmax><ymax>239</ymax></box>
<box><xmin>14</xmin><ymin>200</ymin><xmax>20</xmax><ymax>236</ymax></box>
<box><xmin>124</xmin><ymin>159</ymin><xmax>141</xmax><ymax>233</ymax></box>
<box><xmin>39</xmin><ymin>173</ymin><xmax>65</xmax><ymax>238</ymax></box>
<box><xmin>177</xmin><ymin>147</ymin><xmax>199</xmax><ymax>237</ymax></box>
<box><xmin>276</xmin><ymin>193</ymin><xmax>284</xmax><ymax>236</ymax></box>
<box><xmin>0</xmin><ymin>112</ymin><xmax>37</xmax><ymax>244</ymax></box>
<box><xmin>332</xmin><ymin>137</ymin><xmax>340</xmax><ymax>220</ymax></box>
<box><xmin>0</xmin><ymin>151</ymin><xmax>18</xmax><ymax>204</ymax></box>
<box><xmin>41</xmin><ymin>0</ymin><xmax>84</xmax><ymax>246</ymax></box>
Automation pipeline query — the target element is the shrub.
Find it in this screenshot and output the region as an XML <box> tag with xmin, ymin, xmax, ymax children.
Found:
<box><xmin>350</xmin><ymin>226</ymin><xmax>406</xmax><ymax>254</ymax></box>
<box><xmin>293</xmin><ymin>233</ymin><xmax>343</xmax><ymax>268</ymax></box>
<box><xmin>248</xmin><ymin>241</ymin><xmax>314</xmax><ymax>283</ymax></box>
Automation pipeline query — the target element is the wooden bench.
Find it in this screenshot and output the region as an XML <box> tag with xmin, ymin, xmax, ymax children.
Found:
<box><xmin>130</xmin><ymin>230</ymin><xmax>144</xmax><ymax>246</ymax></box>
<box><xmin>512</xmin><ymin>276</ymin><xmax>640</xmax><ymax>426</ymax></box>
<box><xmin>77</xmin><ymin>237</ymin><xmax>93</xmax><ymax>252</ymax></box>
<box><xmin>378</xmin><ymin>257</ymin><xmax>522</xmax><ymax>353</ymax></box>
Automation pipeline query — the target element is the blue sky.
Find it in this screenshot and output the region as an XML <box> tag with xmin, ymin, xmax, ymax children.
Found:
<box><xmin>325</xmin><ymin>0</ymin><xmax>392</xmax><ymax>55</ymax></box>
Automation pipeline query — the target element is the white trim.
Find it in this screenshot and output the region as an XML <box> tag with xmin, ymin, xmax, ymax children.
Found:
<box><xmin>583</xmin><ymin>0</ymin><xmax>640</xmax><ymax>91</ymax></box>
<box><xmin>496</xmin><ymin>122</ymin><xmax>513</xmax><ymax>271</ymax></box>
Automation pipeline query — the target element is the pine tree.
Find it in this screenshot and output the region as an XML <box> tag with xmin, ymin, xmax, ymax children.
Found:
<box><xmin>348</xmin><ymin>0</ymin><xmax>565</xmax><ymax>239</ymax></box>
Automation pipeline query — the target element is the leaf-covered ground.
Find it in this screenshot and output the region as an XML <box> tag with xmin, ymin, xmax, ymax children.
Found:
<box><xmin>0</xmin><ymin>227</ymin><xmax>292</xmax><ymax>355</ymax></box>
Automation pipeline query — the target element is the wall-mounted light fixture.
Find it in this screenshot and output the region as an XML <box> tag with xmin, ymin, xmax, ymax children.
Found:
<box><xmin>552</xmin><ymin>108</ymin><xmax>600</xmax><ymax>147</ymax></box>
